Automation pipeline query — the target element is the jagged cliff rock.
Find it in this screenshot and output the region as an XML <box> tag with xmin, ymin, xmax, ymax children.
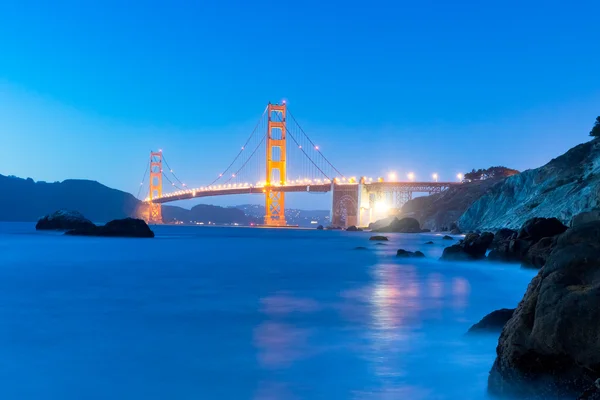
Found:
<box><xmin>460</xmin><ymin>139</ymin><xmax>600</xmax><ymax>231</ymax></box>
<box><xmin>399</xmin><ymin>178</ymin><xmax>504</xmax><ymax>231</ymax></box>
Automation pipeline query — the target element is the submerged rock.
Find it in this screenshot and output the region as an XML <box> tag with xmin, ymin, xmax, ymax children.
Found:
<box><xmin>396</xmin><ymin>249</ymin><xmax>425</xmax><ymax>258</ymax></box>
<box><xmin>424</xmin><ymin>241</ymin><xmax>434</xmax><ymax>245</ymax></box>
<box><xmin>66</xmin><ymin>218</ymin><xmax>154</xmax><ymax>238</ymax></box>
<box><xmin>467</xmin><ymin>308</ymin><xmax>515</xmax><ymax>334</ymax></box>
<box><xmin>375</xmin><ymin>217</ymin><xmax>422</xmax><ymax>233</ymax></box>
<box><xmin>316</xmin><ymin>225</ymin><xmax>324</xmax><ymax>230</ymax></box>
<box><xmin>36</xmin><ymin>210</ymin><xmax>95</xmax><ymax>231</ymax></box>
<box><xmin>442</xmin><ymin>235</ymin><xmax>454</xmax><ymax>240</ymax></box>
<box><xmin>488</xmin><ymin>221</ymin><xmax>600</xmax><ymax>398</ymax></box>
<box><xmin>354</xmin><ymin>246</ymin><xmax>368</xmax><ymax>250</ymax></box>
<box><xmin>369</xmin><ymin>235</ymin><xmax>389</xmax><ymax>241</ymax></box>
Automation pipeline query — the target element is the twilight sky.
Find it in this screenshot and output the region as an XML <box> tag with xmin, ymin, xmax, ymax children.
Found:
<box><xmin>1</xmin><ymin>0</ymin><xmax>599</xmax><ymax>209</ymax></box>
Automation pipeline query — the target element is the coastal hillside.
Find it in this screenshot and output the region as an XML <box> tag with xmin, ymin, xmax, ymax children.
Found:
<box><xmin>399</xmin><ymin>178</ymin><xmax>504</xmax><ymax>231</ymax></box>
<box><xmin>0</xmin><ymin>174</ymin><xmax>252</xmax><ymax>224</ymax></box>
<box><xmin>459</xmin><ymin>138</ymin><xmax>600</xmax><ymax>231</ymax></box>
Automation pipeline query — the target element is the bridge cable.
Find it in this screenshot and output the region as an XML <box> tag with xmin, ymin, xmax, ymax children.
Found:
<box><xmin>136</xmin><ymin>161</ymin><xmax>150</xmax><ymax>200</ymax></box>
<box><xmin>287</xmin><ymin>109</ymin><xmax>345</xmax><ymax>178</ymax></box>
<box><xmin>208</xmin><ymin>105</ymin><xmax>268</xmax><ymax>186</ymax></box>
<box><xmin>273</xmin><ymin>112</ymin><xmax>331</xmax><ymax>180</ymax></box>
<box><xmin>221</xmin><ymin>132</ymin><xmax>267</xmax><ymax>185</ymax></box>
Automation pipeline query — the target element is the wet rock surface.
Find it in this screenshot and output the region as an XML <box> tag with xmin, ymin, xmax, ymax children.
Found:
<box><xmin>374</xmin><ymin>217</ymin><xmax>422</xmax><ymax>233</ymax></box>
<box><xmin>396</xmin><ymin>249</ymin><xmax>425</xmax><ymax>258</ymax></box>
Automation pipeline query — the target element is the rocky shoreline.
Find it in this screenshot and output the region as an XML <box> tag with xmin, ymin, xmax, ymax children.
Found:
<box><xmin>36</xmin><ymin>210</ymin><xmax>154</xmax><ymax>238</ymax></box>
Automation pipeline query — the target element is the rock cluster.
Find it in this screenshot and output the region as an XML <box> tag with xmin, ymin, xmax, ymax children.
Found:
<box><xmin>487</xmin><ymin>217</ymin><xmax>567</xmax><ymax>268</ymax></box>
<box><xmin>396</xmin><ymin>249</ymin><xmax>425</xmax><ymax>258</ymax></box>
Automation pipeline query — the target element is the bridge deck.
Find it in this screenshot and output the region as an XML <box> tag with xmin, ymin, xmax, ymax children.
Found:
<box><xmin>151</xmin><ymin>182</ymin><xmax>459</xmax><ymax>204</ymax></box>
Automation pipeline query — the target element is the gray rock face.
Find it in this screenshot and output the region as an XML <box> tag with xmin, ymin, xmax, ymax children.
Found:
<box><xmin>571</xmin><ymin>209</ymin><xmax>600</xmax><ymax>227</ymax></box>
<box><xmin>488</xmin><ymin>221</ymin><xmax>600</xmax><ymax>398</ymax></box>
<box><xmin>36</xmin><ymin>210</ymin><xmax>95</xmax><ymax>231</ymax></box>
<box><xmin>467</xmin><ymin>308</ymin><xmax>515</xmax><ymax>334</ymax></box>
<box><xmin>66</xmin><ymin>218</ymin><xmax>154</xmax><ymax>238</ymax></box>
<box><xmin>460</xmin><ymin>139</ymin><xmax>600</xmax><ymax>231</ymax></box>
<box><xmin>374</xmin><ymin>217</ymin><xmax>421</xmax><ymax>233</ymax></box>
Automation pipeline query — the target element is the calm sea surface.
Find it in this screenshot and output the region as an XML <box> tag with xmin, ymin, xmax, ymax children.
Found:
<box><xmin>0</xmin><ymin>223</ymin><xmax>535</xmax><ymax>400</ymax></box>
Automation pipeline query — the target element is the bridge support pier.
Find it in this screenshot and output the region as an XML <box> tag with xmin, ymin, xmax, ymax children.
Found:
<box><xmin>331</xmin><ymin>182</ymin><xmax>360</xmax><ymax>228</ymax></box>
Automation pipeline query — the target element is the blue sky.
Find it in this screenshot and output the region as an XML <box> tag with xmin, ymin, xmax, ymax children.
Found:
<box><xmin>1</xmin><ymin>0</ymin><xmax>599</xmax><ymax>209</ymax></box>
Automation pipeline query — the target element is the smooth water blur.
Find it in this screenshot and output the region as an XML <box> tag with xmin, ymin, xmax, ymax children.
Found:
<box><xmin>0</xmin><ymin>223</ymin><xmax>536</xmax><ymax>400</ymax></box>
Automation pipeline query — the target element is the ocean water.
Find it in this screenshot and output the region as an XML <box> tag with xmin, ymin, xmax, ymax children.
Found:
<box><xmin>0</xmin><ymin>223</ymin><xmax>536</xmax><ymax>400</ymax></box>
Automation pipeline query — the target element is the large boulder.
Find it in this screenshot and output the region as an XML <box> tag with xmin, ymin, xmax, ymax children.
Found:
<box><xmin>467</xmin><ymin>308</ymin><xmax>515</xmax><ymax>334</ymax></box>
<box><xmin>36</xmin><ymin>210</ymin><xmax>95</xmax><ymax>231</ymax></box>
<box><xmin>375</xmin><ymin>217</ymin><xmax>422</xmax><ymax>233</ymax></box>
<box><xmin>369</xmin><ymin>235</ymin><xmax>389</xmax><ymax>241</ymax></box>
<box><xmin>440</xmin><ymin>232</ymin><xmax>494</xmax><ymax>261</ymax></box>
<box><xmin>488</xmin><ymin>221</ymin><xmax>600</xmax><ymax>398</ymax></box>
<box><xmin>66</xmin><ymin>218</ymin><xmax>154</xmax><ymax>238</ymax></box>
<box><xmin>346</xmin><ymin>225</ymin><xmax>362</xmax><ymax>232</ymax></box>
<box><xmin>521</xmin><ymin>236</ymin><xmax>556</xmax><ymax>269</ymax></box>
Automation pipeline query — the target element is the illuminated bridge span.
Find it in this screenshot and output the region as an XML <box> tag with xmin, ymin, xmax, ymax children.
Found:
<box><xmin>139</xmin><ymin>102</ymin><xmax>460</xmax><ymax>227</ymax></box>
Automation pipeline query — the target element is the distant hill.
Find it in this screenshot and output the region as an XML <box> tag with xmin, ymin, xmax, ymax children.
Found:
<box><xmin>0</xmin><ymin>174</ymin><xmax>252</xmax><ymax>224</ymax></box>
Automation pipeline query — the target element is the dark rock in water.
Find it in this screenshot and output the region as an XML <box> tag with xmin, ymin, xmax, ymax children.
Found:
<box><xmin>374</xmin><ymin>242</ymin><xmax>387</xmax><ymax>246</ymax></box>
<box><xmin>354</xmin><ymin>246</ymin><xmax>368</xmax><ymax>250</ymax></box>
<box><xmin>488</xmin><ymin>221</ymin><xmax>600</xmax><ymax>398</ymax></box>
<box><xmin>421</xmin><ymin>228</ymin><xmax>431</xmax><ymax>233</ymax></box>
<box><xmin>375</xmin><ymin>217</ymin><xmax>422</xmax><ymax>233</ymax></box>
<box><xmin>369</xmin><ymin>235</ymin><xmax>389</xmax><ymax>241</ymax></box>
<box><xmin>578</xmin><ymin>379</ymin><xmax>600</xmax><ymax>400</ymax></box>
<box><xmin>467</xmin><ymin>308</ymin><xmax>515</xmax><ymax>334</ymax></box>
<box><xmin>396</xmin><ymin>249</ymin><xmax>425</xmax><ymax>258</ymax></box>
<box><xmin>442</xmin><ymin>235</ymin><xmax>454</xmax><ymax>240</ymax></box>
<box><xmin>424</xmin><ymin>241</ymin><xmax>434</xmax><ymax>245</ymax></box>
<box><xmin>36</xmin><ymin>210</ymin><xmax>95</xmax><ymax>231</ymax></box>
<box><xmin>517</xmin><ymin>217</ymin><xmax>567</xmax><ymax>242</ymax></box>
<box><xmin>316</xmin><ymin>225</ymin><xmax>324</xmax><ymax>230</ymax></box>
<box><xmin>571</xmin><ymin>210</ymin><xmax>600</xmax><ymax>228</ymax></box>
<box><xmin>440</xmin><ymin>244</ymin><xmax>472</xmax><ymax>261</ymax></box>
<box><xmin>66</xmin><ymin>218</ymin><xmax>154</xmax><ymax>238</ymax></box>
<box><xmin>441</xmin><ymin>232</ymin><xmax>494</xmax><ymax>261</ymax></box>
<box><xmin>346</xmin><ymin>225</ymin><xmax>363</xmax><ymax>232</ymax></box>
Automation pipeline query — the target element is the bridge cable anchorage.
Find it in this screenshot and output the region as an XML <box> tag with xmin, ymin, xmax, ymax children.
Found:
<box><xmin>208</xmin><ymin>105</ymin><xmax>269</xmax><ymax>187</ymax></box>
<box><xmin>274</xmin><ymin>112</ymin><xmax>331</xmax><ymax>181</ymax></box>
<box><xmin>136</xmin><ymin>161</ymin><xmax>150</xmax><ymax>199</ymax></box>
<box><xmin>287</xmin><ymin>109</ymin><xmax>345</xmax><ymax>179</ymax></box>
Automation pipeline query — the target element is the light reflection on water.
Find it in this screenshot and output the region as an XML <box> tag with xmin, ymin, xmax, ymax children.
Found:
<box><xmin>0</xmin><ymin>223</ymin><xmax>535</xmax><ymax>400</ymax></box>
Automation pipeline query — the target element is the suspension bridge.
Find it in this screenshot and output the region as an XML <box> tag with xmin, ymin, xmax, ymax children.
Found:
<box><xmin>139</xmin><ymin>102</ymin><xmax>460</xmax><ymax>228</ymax></box>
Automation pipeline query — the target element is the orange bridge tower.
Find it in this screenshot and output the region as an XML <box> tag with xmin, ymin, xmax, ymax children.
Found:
<box><xmin>264</xmin><ymin>103</ymin><xmax>287</xmax><ymax>226</ymax></box>
<box><xmin>148</xmin><ymin>151</ymin><xmax>163</xmax><ymax>224</ymax></box>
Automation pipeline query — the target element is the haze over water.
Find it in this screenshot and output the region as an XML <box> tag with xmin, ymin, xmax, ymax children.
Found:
<box><xmin>0</xmin><ymin>224</ymin><xmax>535</xmax><ymax>399</ymax></box>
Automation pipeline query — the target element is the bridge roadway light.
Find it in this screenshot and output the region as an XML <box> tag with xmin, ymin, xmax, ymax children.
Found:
<box><xmin>433</xmin><ymin>173</ymin><xmax>439</xmax><ymax>182</ymax></box>
<box><xmin>457</xmin><ymin>173</ymin><xmax>464</xmax><ymax>182</ymax></box>
<box><xmin>388</xmin><ymin>172</ymin><xmax>397</xmax><ymax>181</ymax></box>
<box><xmin>407</xmin><ymin>172</ymin><xmax>415</xmax><ymax>181</ymax></box>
